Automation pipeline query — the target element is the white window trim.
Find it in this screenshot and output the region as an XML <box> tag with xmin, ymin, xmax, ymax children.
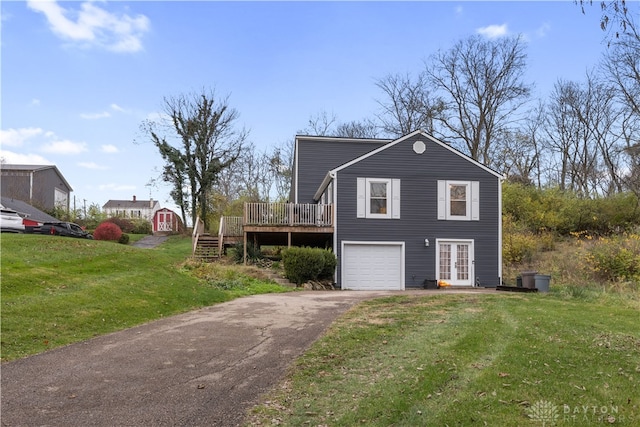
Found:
<box><xmin>438</xmin><ymin>180</ymin><xmax>479</xmax><ymax>221</ymax></box>
<box><xmin>357</xmin><ymin>177</ymin><xmax>400</xmax><ymax>219</ymax></box>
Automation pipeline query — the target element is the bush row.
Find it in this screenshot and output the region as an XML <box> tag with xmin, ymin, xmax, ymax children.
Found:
<box><xmin>104</xmin><ymin>217</ymin><xmax>152</xmax><ymax>235</ymax></box>
<box><xmin>503</xmin><ymin>183</ymin><xmax>640</xmax><ymax>235</ymax></box>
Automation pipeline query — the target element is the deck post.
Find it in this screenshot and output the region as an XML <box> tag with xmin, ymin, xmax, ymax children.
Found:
<box><xmin>288</xmin><ymin>203</ymin><xmax>293</xmax><ymax>226</ymax></box>
<box><xmin>288</xmin><ymin>231</ymin><xmax>291</xmax><ymax>247</ymax></box>
<box><xmin>243</xmin><ymin>232</ymin><xmax>247</xmax><ymax>265</ymax></box>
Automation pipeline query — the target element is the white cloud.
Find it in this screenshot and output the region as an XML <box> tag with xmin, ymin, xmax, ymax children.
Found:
<box><xmin>99</xmin><ymin>183</ymin><xmax>136</xmax><ymax>191</ymax></box>
<box><xmin>78</xmin><ymin>161</ymin><xmax>108</xmax><ymax>170</ymax></box>
<box><xmin>26</xmin><ymin>0</ymin><xmax>150</xmax><ymax>53</ymax></box>
<box><xmin>110</xmin><ymin>103</ymin><xmax>127</xmax><ymax>113</ymax></box>
<box><xmin>536</xmin><ymin>22</ymin><xmax>551</xmax><ymax>38</ymax></box>
<box><xmin>477</xmin><ymin>24</ymin><xmax>509</xmax><ymax>39</ymax></box>
<box><xmin>41</xmin><ymin>139</ymin><xmax>88</xmax><ymax>154</ymax></box>
<box><xmin>80</xmin><ymin>111</ymin><xmax>111</xmax><ymax>119</ymax></box>
<box><xmin>101</xmin><ymin>144</ymin><xmax>119</xmax><ymax>153</ymax></box>
<box><xmin>31</xmin><ymin>99</ymin><xmax>41</xmax><ymax>107</ymax></box>
<box><xmin>0</xmin><ymin>127</ymin><xmax>44</xmax><ymax>147</ymax></box>
<box><xmin>455</xmin><ymin>5</ymin><xmax>463</xmax><ymax>16</ymax></box>
<box><xmin>0</xmin><ymin>149</ymin><xmax>53</xmax><ymax>165</ymax></box>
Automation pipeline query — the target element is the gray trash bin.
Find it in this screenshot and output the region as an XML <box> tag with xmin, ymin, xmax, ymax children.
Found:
<box><xmin>534</xmin><ymin>274</ymin><xmax>551</xmax><ymax>292</ymax></box>
<box><xmin>521</xmin><ymin>271</ymin><xmax>537</xmax><ymax>289</ymax></box>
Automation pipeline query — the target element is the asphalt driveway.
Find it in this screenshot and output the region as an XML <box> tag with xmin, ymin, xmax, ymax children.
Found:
<box><xmin>0</xmin><ymin>291</ymin><xmax>405</xmax><ymax>426</ymax></box>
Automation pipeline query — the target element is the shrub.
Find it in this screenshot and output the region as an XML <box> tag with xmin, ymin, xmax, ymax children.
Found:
<box><xmin>319</xmin><ymin>250</ymin><xmax>337</xmax><ymax>280</ymax></box>
<box><xmin>502</xmin><ymin>214</ymin><xmax>536</xmax><ymax>264</ymax></box>
<box><xmin>94</xmin><ymin>221</ymin><xmax>123</xmax><ymax>241</ymax></box>
<box><xmin>118</xmin><ymin>233</ymin><xmax>130</xmax><ymax>245</ymax></box>
<box><xmin>503</xmin><ymin>232</ymin><xmax>536</xmax><ymax>264</ymax></box>
<box><xmin>232</xmin><ymin>242</ymin><xmax>262</xmax><ymax>264</ymax></box>
<box><xmin>130</xmin><ymin>219</ymin><xmax>152</xmax><ymax>235</ymax></box>
<box><xmin>106</xmin><ymin>217</ymin><xmax>134</xmax><ymax>233</ymax></box>
<box><xmin>585</xmin><ymin>234</ymin><xmax>640</xmax><ymax>282</ymax></box>
<box><xmin>281</xmin><ymin>247</ymin><xmax>333</xmax><ymax>285</ymax></box>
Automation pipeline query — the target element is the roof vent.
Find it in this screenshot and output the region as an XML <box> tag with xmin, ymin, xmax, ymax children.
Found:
<box><xmin>413</xmin><ymin>140</ymin><xmax>426</xmax><ymax>154</ymax></box>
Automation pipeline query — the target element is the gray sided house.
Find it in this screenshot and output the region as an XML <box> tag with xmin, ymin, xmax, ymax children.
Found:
<box><xmin>0</xmin><ymin>164</ymin><xmax>73</xmax><ymax>211</ymax></box>
<box><xmin>294</xmin><ymin>130</ymin><xmax>504</xmax><ymax>290</ymax></box>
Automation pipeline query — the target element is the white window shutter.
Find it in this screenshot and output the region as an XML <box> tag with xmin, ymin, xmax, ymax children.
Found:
<box><xmin>471</xmin><ymin>181</ymin><xmax>480</xmax><ymax>220</ymax></box>
<box><xmin>392</xmin><ymin>179</ymin><xmax>401</xmax><ymax>219</ymax></box>
<box><xmin>357</xmin><ymin>178</ymin><xmax>366</xmax><ymax>218</ymax></box>
<box><xmin>437</xmin><ymin>180</ymin><xmax>446</xmax><ymax>220</ymax></box>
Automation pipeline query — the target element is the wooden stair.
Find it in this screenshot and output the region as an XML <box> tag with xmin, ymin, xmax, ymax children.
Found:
<box><xmin>193</xmin><ymin>234</ymin><xmax>221</xmax><ymax>261</ymax></box>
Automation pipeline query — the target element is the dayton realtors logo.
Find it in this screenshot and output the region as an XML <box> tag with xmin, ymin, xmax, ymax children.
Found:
<box><xmin>527</xmin><ymin>400</ymin><xmax>628</xmax><ymax>425</ymax></box>
<box><xmin>526</xmin><ymin>400</ymin><xmax>560</xmax><ymax>426</ymax></box>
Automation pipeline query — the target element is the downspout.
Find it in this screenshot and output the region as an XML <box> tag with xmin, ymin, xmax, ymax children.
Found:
<box><xmin>330</xmin><ymin>171</ymin><xmax>339</xmax><ymax>289</ymax></box>
<box><xmin>29</xmin><ymin>171</ymin><xmax>34</xmax><ymax>204</ymax></box>
<box><xmin>498</xmin><ymin>176</ymin><xmax>505</xmax><ymax>286</ymax></box>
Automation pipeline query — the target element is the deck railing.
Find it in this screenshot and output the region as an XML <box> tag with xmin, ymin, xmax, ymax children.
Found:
<box><xmin>219</xmin><ymin>216</ymin><xmax>243</xmax><ymax>237</ymax></box>
<box><xmin>244</xmin><ymin>203</ymin><xmax>333</xmax><ymax>227</ymax></box>
<box><xmin>192</xmin><ymin>215</ymin><xmax>205</xmax><ymax>256</ymax></box>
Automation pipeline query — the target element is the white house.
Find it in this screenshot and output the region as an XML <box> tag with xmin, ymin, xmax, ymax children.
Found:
<box><xmin>102</xmin><ymin>196</ymin><xmax>161</xmax><ymax>222</ymax></box>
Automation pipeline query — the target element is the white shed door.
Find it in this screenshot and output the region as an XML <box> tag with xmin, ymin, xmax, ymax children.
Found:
<box><xmin>342</xmin><ymin>242</ymin><xmax>404</xmax><ymax>290</ymax></box>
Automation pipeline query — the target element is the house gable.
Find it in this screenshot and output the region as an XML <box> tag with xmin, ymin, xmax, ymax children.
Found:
<box><xmin>0</xmin><ymin>164</ymin><xmax>73</xmax><ymax>210</ymax></box>
<box><xmin>321</xmin><ymin>130</ymin><xmax>504</xmax><ymax>289</ymax></box>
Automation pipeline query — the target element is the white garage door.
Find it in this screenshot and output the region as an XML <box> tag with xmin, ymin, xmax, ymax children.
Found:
<box><xmin>342</xmin><ymin>242</ymin><xmax>404</xmax><ymax>290</ymax></box>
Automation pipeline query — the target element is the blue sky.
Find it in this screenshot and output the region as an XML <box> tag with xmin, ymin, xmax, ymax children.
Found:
<box><xmin>1</xmin><ymin>1</ymin><xmax>613</xmax><ymax>213</ymax></box>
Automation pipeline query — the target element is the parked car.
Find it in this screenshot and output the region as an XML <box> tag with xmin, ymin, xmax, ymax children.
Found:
<box><xmin>38</xmin><ymin>222</ymin><xmax>93</xmax><ymax>239</ymax></box>
<box><xmin>1</xmin><ymin>208</ymin><xmax>25</xmax><ymax>233</ymax></box>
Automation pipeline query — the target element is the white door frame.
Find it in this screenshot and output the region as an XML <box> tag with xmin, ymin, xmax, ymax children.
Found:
<box><xmin>435</xmin><ymin>239</ymin><xmax>475</xmax><ymax>287</ymax></box>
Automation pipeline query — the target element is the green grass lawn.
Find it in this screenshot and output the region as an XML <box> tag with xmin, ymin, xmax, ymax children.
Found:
<box><xmin>3</xmin><ymin>234</ymin><xmax>639</xmax><ymax>425</ymax></box>
<box><xmin>247</xmin><ymin>292</ymin><xmax>640</xmax><ymax>426</ymax></box>
<box><xmin>0</xmin><ymin>234</ymin><xmax>290</xmax><ymax>361</ymax></box>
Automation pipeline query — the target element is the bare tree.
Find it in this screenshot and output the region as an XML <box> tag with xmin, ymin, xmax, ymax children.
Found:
<box><xmin>268</xmin><ymin>140</ymin><xmax>294</xmax><ymax>201</ymax></box>
<box><xmin>543</xmin><ymin>73</ymin><xmax>623</xmax><ymax>196</ymax></box>
<box><xmin>577</xmin><ymin>0</ymin><xmax>639</xmax><ymax>44</ymax></box>
<box><xmin>544</xmin><ymin>80</ymin><xmax>582</xmax><ymax>191</ymax></box>
<box><xmin>600</xmin><ymin>25</ymin><xmax>640</xmax><ymax>118</ymax></box>
<box><xmin>141</xmin><ymin>89</ymin><xmax>248</xmax><ymax>229</ymax></box>
<box><xmin>375</xmin><ymin>72</ymin><xmax>443</xmax><ymax>137</ymax></box>
<box><xmin>304</xmin><ymin>111</ymin><xmax>338</xmax><ymax>136</ymax></box>
<box><xmin>495</xmin><ymin>128</ymin><xmax>539</xmax><ymax>186</ymax></box>
<box><xmin>333</xmin><ymin>119</ymin><xmax>380</xmax><ymax>138</ymax></box>
<box><xmin>426</xmin><ymin>35</ymin><xmax>532</xmax><ymax>166</ymax></box>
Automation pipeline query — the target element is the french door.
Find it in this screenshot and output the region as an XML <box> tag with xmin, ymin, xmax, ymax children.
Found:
<box><xmin>437</xmin><ymin>240</ymin><xmax>474</xmax><ymax>286</ymax></box>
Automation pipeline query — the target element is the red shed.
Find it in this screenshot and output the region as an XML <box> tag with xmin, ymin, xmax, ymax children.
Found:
<box><xmin>153</xmin><ymin>208</ymin><xmax>182</xmax><ymax>235</ymax></box>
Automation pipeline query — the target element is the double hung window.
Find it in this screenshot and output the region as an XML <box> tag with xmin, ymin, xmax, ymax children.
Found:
<box><xmin>437</xmin><ymin>180</ymin><xmax>479</xmax><ymax>221</ymax></box>
<box><xmin>357</xmin><ymin>178</ymin><xmax>400</xmax><ymax>219</ymax></box>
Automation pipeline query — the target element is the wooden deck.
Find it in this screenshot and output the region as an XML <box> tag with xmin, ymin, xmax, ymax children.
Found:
<box><xmin>193</xmin><ymin>203</ymin><xmax>334</xmax><ymax>261</ymax></box>
<box><xmin>229</xmin><ymin>203</ymin><xmax>334</xmax><ymax>246</ymax></box>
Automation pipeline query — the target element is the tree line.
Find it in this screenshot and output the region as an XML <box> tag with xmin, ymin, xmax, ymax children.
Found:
<box><xmin>140</xmin><ymin>2</ymin><xmax>639</xmax><ymax>229</ymax></box>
